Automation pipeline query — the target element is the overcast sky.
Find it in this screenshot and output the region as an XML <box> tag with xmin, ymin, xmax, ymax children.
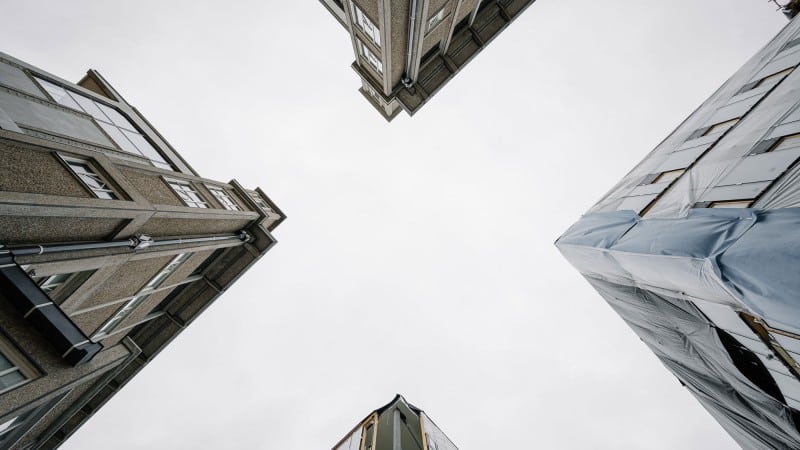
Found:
<box><xmin>0</xmin><ymin>1</ymin><xmax>791</xmax><ymax>448</ymax></box>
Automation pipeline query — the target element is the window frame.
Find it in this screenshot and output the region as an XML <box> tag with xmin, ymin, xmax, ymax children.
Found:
<box><xmin>92</xmin><ymin>253</ymin><xmax>192</xmax><ymax>341</ymax></box>
<box><xmin>356</xmin><ymin>39</ymin><xmax>383</xmax><ymax>75</ymax></box>
<box><xmin>165</xmin><ymin>179</ymin><xmax>209</xmax><ymax>209</ymax></box>
<box><xmin>427</xmin><ymin>7</ymin><xmax>448</xmax><ymax>33</ymax></box>
<box><xmin>350</xmin><ymin>2</ymin><xmax>381</xmax><ymax>47</ymax></box>
<box><xmin>58</xmin><ymin>155</ymin><xmax>119</xmax><ymax>200</ymax></box>
<box><xmin>207</xmin><ymin>186</ymin><xmax>241</xmax><ymax>211</ymax></box>
<box><xmin>0</xmin><ymin>336</ymin><xmax>38</xmax><ymax>396</ymax></box>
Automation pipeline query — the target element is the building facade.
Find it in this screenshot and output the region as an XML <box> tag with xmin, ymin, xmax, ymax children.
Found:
<box><xmin>333</xmin><ymin>395</ymin><xmax>458</xmax><ymax>450</ymax></box>
<box><xmin>557</xmin><ymin>15</ymin><xmax>800</xmax><ymax>449</ymax></box>
<box><xmin>0</xmin><ymin>52</ymin><xmax>284</xmax><ymax>449</ymax></box>
<box><xmin>319</xmin><ymin>0</ymin><xmax>535</xmax><ymax>120</ymax></box>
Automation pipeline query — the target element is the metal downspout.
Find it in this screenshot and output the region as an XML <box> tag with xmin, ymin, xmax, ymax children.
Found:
<box><xmin>2</xmin><ymin>231</ymin><xmax>251</xmax><ymax>257</ymax></box>
<box><xmin>402</xmin><ymin>0</ymin><xmax>420</xmax><ymax>87</ymax></box>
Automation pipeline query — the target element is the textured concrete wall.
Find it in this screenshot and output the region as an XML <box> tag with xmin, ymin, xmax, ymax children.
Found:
<box><xmin>0</xmin><ymin>141</ymin><xmax>89</xmax><ymax>197</ymax></box>
<box><xmin>137</xmin><ymin>217</ymin><xmax>252</xmax><ymax>237</ymax></box>
<box><xmin>117</xmin><ymin>167</ymin><xmax>182</xmax><ymax>206</ymax></box>
<box><xmin>70</xmin><ymin>256</ymin><xmax>173</xmax><ymax>314</ymax></box>
<box><xmin>11</xmin><ymin>382</ymin><xmax>93</xmax><ymax>449</ymax></box>
<box><xmin>0</xmin><ymin>298</ymin><xmax>130</xmax><ymax>420</ymax></box>
<box><xmin>457</xmin><ymin>0</ymin><xmax>479</xmax><ymax>23</ymax></box>
<box><xmin>0</xmin><ymin>216</ymin><xmax>124</xmax><ymax>244</ymax></box>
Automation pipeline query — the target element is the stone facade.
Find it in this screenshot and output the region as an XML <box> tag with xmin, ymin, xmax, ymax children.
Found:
<box><xmin>320</xmin><ymin>0</ymin><xmax>536</xmax><ymax>121</ymax></box>
<box><xmin>0</xmin><ymin>52</ymin><xmax>284</xmax><ymax>449</ymax></box>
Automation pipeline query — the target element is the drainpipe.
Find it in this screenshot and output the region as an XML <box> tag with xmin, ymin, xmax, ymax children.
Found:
<box><xmin>0</xmin><ymin>231</ymin><xmax>250</xmax><ymax>366</ymax></box>
<box><xmin>3</xmin><ymin>231</ymin><xmax>251</xmax><ymax>257</ymax></box>
<box><xmin>402</xmin><ymin>0</ymin><xmax>420</xmax><ymax>87</ymax></box>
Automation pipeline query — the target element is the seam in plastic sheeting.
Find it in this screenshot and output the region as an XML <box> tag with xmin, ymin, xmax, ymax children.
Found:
<box><xmin>557</xmin><ymin>208</ymin><xmax>800</xmax><ymax>329</ymax></box>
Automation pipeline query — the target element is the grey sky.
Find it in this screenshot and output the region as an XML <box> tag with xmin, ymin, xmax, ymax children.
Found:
<box><xmin>0</xmin><ymin>1</ymin><xmax>790</xmax><ymax>448</ymax></box>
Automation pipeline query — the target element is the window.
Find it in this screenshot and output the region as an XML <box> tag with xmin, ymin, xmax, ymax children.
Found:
<box><xmin>350</xmin><ymin>2</ymin><xmax>380</xmax><ymax>46</ymax></box>
<box><xmin>651</xmin><ymin>169</ymin><xmax>686</xmax><ymax>184</ymax></box>
<box><xmin>738</xmin><ymin>68</ymin><xmax>794</xmax><ymax>94</ymax></box>
<box><xmin>167</xmin><ymin>180</ymin><xmax>208</xmax><ymax>208</ymax></box>
<box><xmin>748</xmin><ymin>133</ymin><xmax>800</xmax><ymax>156</ymax></box>
<box><xmin>61</xmin><ymin>156</ymin><xmax>117</xmax><ymax>200</ymax></box>
<box><xmin>361</xmin><ymin>415</ymin><xmax>377</xmax><ymax>450</ymax></box>
<box><xmin>703</xmin><ymin>118</ymin><xmax>740</xmax><ymax>136</ymax></box>
<box><xmin>709</xmin><ymin>200</ymin><xmax>753</xmax><ymax>208</ymax></box>
<box><xmin>0</xmin><ymin>340</ymin><xmax>36</xmax><ymax>396</ymax></box>
<box><xmin>34</xmin><ymin>77</ymin><xmax>172</xmax><ymax>170</ymax></box>
<box><xmin>357</xmin><ymin>39</ymin><xmax>383</xmax><ymax>74</ymax></box>
<box><xmin>427</xmin><ymin>7</ymin><xmax>447</xmax><ymax>32</ymax></box>
<box><xmin>208</xmin><ymin>187</ymin><xmax>241</xmax><ymax>211</ymax></box>
<box><xmin>0</xmin><ymin>354</ymin><xmax>26</xmax><ymax>396</ymax></box>
<box><xmin>0</xmin><ymin>415</ymin><xmax>25</xmax><ymax>444</ymax></box>
<box><xmin>247</xmin><ymin>190</ymin><xmax>279</xmax><ymax>219</ymax></box>
<box><xmin>248</xmin><ymin>191</ymin><xmax>270</xmax><ymax>210</ymax></box>
<box><xmin>36</xmin><ymin>273</ymin><xmax>71</xmax><ymax>294</ymax></box>
<box><xmin>773</xmin><ymin>133</ymin><xmax>800</xmax><ymax>152</ymax></box>
<box><xmin>754</xmin><ymin>68</ymin><xmax>793</xmax><ymax>89</ymax></box>
<box><xmin>0</xmin><ymin>410</ymin><xmax>37</xmax><ymax>448</ymax></box>
<box><xmin>93</xmin><ymin>253</ymin><xmax>191</xmax><ymax>341</ymax></box>
<box><xmin>0</xmin><ymin>395</ymin><xmax>64</xmax><ymax>448</ymax></box>
<box><xmin>23</xmin><ymin>267</ymin><xmax>95</xmax><ymax>304</ymax></box>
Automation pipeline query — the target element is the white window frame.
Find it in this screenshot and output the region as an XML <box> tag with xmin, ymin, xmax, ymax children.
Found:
<box><xmin>93</xmin><ymin>253</ymin><xmax>191</xmax><ymax>341</ymax></box>
<box><xmin>427</xmin><ymin>7</ymin><xmax>447</xmax><ymax>33</ymax></box>
<box><xmin>357</xmin><ymin>39</ymin><xmax>383</xmax><ymax>74</ymax></box>
<box><xmin>36</xmin><ymin>273</ymin><xmax>72</xmax><ymax>294</ymax></box>
<box><xmin>350</xmin><ymin>2</ymin><xmax>380</xmax><ymax>47</ymax></box>
<box><xmin>208</xmin><ymin>186</ymin><xmax>241</xmax><ymax>211</ymax></box>
<box><xmin>167</xmin><ymin>179</ymin><xmax>208</xmax><ymax>208</ymax></box>
<box><xmin>60</xmin><ymin>155</ymin><xmax>118</xmax><ymax>200</ymax></box>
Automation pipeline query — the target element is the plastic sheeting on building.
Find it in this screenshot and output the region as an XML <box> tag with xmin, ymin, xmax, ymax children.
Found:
<box><xmin>557</xmin><ymin>208</ymin><xmax>800</xmax><ymax>448</ymax></box>
<box><xmin>589</xmin><ymin>17</ymin><xmax>800</xmax><ymax>219</ymax></box>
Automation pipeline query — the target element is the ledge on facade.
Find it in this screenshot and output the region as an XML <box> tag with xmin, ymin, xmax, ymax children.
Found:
<box><xmin>395</xmin><ymin>0</ymin><xmax>537</xmax><ymax>118</ymax></box>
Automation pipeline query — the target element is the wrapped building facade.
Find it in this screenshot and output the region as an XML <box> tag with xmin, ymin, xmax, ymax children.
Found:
<box><xmin>557</xmin><ymin>14</ymin><xmax>800</xmax><ymax>449</ymax></box>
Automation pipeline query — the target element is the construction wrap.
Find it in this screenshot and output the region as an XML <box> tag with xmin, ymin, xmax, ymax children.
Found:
<box><xmin>589</xmin><ymin>17</ymin><xmax>800</xmax><ymax>219</ymax></box>
<box><xmin>421</xmin><ymin>413</ymin><xmax>458</xmax><ymax>450</ymax></box>
<box><xmin>556</xmin><ymin>208</ymin><xmax>800</xmax><ymax>448</ymax></box>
